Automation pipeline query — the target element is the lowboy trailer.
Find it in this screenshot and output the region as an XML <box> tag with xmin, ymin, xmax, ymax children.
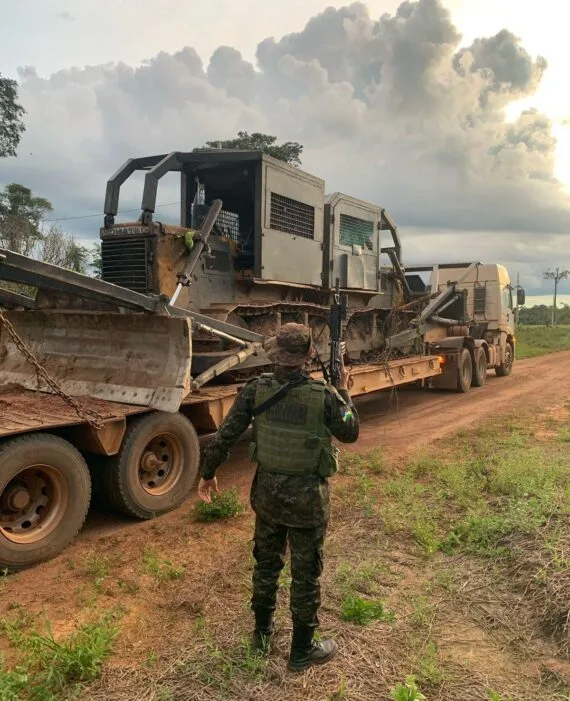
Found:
<box><xmin>0</xmin><ymin>153</ymin><xmax>524</xmax><ymax>571</ymax></box>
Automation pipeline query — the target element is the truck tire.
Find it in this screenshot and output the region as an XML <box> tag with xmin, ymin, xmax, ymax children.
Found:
<box><xmin>99</xmin><ymin>411</ymin><xmax>200</xmax><ymax>520</ymax></box>
<box><xmin>457</xmin><ymin>348</ymin><xmax>473</xmax><ymax>393</ymax></box>
<box><xmin>471</xmin><ymin>348</ymin><xmax>487</xmax><ymax>388</ymax></box>
<box><xmin>495</xmin><ymin>342</ymin><xmax>514</xmax><ymax>377</ymax></box>
<box><xmin>0</xmin><ymin>434</ymin><xmax>91</xmax><ymax>572</ymax></box>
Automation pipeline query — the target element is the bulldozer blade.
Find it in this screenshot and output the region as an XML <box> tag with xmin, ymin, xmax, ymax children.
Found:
<box><xmin>0</xmin><ymin>311</ymin><xmax>192</xmax><ymax>413</ymax></box>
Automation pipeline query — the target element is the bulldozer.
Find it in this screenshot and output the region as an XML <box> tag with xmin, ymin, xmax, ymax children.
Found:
<box><xmin>99</xmin><ymin>150</ymin><xmax>415</xmax><ymax>380</ymax></box>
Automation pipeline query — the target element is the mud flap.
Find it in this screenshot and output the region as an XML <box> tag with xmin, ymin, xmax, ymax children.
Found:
<box><xmin>0</xmin><ymin>311</ymin><xmax>192</xmax><ymax>412</ymax></box>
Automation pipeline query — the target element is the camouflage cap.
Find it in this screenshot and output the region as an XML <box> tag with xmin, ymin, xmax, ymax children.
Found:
<box><xmin>265</xmin><ymin>323</ymin><xmax>312</xmax><ymax>366</ymax></box>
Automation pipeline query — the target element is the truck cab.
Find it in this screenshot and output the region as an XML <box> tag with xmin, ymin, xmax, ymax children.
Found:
<box><xmin>405</xmin><ymin>262</ymin><xmax>525</xmax><ymax>377</ymax></box>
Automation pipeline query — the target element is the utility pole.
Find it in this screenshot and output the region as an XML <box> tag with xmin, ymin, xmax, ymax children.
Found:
<box><xmin>515</xmin><ymin>273</ymin><xmax>521</xmax><ymax>326</ymax></box>
<box><xmin>544</xmin><ymin>267</ymin><xmax>569</xmax><ymax>326</ymax></box>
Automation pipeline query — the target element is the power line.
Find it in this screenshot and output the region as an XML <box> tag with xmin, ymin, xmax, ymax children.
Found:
<box><xmin>44</xmin><ymin>200</ymin><xmax>180</xmax><ymax>223</ymax></box>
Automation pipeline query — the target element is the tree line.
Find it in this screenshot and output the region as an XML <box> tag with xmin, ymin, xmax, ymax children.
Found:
<box><xmin>0</xmin><ymin>182</ymin><xmax>100</xmax><ymax>275</ymax></box>
<box><xmin>518</xmin><ymin>304</ymin><xmax>570</xmax><ymax>326</ymax></box>
<box><xmin>1</xmin><ymin>72</ymin><xmax>101</xmax><ymax>280</ymax></box>
<box><xmin>4</xmin><ymin>69</ymin><xmax>568</xmax><ymax>319</ymax></box>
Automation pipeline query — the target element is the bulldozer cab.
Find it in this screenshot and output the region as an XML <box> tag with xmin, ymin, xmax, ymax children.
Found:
<box><xmin>100</xmin><ymin>150</ymin><xmax>403</xmax><ymax>307</ymax></box>
<box><xmin>101</xmin><ymin>151</ymin><xmax>326</xmax><ymax>304</ymax></box>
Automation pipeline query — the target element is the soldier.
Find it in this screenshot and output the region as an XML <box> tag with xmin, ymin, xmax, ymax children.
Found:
<box><xmin>198</xmin><ymin>322</ymin><xmax>359</xmax><ymax>672</ymax></box>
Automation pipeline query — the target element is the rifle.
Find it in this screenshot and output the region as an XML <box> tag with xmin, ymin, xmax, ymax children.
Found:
<box><xmin>329</xmin><ymin>279</ymin><xmax>348</xmax><ymax>389</ymax></box>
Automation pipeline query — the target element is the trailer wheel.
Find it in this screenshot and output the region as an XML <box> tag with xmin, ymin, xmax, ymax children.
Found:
<box><xmin>100</xmin><ymin>412</ymin><xmax>200</xmax><ymax>520</ymax></box>
<box><xmin>0</xmin><ymin>434</ymin><xmax>91</xmax><ymax>572</ymax></box>
<box><xmin>495</xmin><ymin>342</ymin><xmax>514</xmax><ymax>377</ymax></box>
<box><xmin>457</xmin><ymin>348</ymin><xmax>473</xmax><ymax>393</ymax></box>
<box><xmin>471</xmin><ymin>348</ymin><xmax>488</xmax><ymax>388</ymax></box>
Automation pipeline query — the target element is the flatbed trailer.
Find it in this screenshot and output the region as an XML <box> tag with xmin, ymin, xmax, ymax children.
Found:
<box><xmin>0</xmin><ymin>355</ymin><xmax>443</xmax><ymax>443</ymax></box>
<box><xmin>0</xmin><ymin>348</ymin><xmax>443</xmax><ymax>572</ymax></box>
<box><xmin>0</xmin><ymin>211</ymin><xmax>520</xmax><ymax>572</ymax></box>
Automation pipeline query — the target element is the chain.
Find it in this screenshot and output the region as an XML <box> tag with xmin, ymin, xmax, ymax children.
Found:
<box><xmin>0</xmin><ymin>310</ymin><xmax>106</xmax><ymax>430</ymax></box>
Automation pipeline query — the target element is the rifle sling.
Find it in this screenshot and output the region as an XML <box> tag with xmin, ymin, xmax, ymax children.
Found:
<box><xmin>252</xmin><ymin>376</ymin><xmax>307</xmax><ymax>417</ymax></box>
<box><xmin>313</xmin><ymin>347</ymin><xmax>330</xmax><ymax>385</ymax></box>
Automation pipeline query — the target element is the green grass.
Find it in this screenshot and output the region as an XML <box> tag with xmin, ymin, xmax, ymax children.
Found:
<box><xmin>349</xmin><ymin>416</ymin><xmax>570</xmax><ymax>561</ymax></box>
<box><xmin>390</xmin><ymin>676</ymin><xmax>426</xmax><ymax>701</ymax></box>
<box><xmin>410</xmin><ymin>596</ymin><xmax>436</xmax><ymax>629</ymax></box>
<box><xmin>516</xmin><ymin>325</ymin><xmax>570</xmax><ymax>359</ymax></box>
<box><xmin>335</xmin><ymin>560</ymin><xmax>391</xmax><ymax>595</ymax></box>
<box><xmin>141</xmin><ymin>549</ymin><xmax>185</xmax><ymax>581</ymax></box>
<box><xmin>0</xmin><ymin>569</ymin><xmax>9</xmax><ymax>592</ymax></box>
<box><xmin>340</xmin><ymin>595</ymin><xmax>395</xmax><ymax>625</ymax></box>
<box><xmin>196</xmin><ymin>636</ymin><xmax>268</xmax><ymax>693</ymax></box>
<box><xmin>0</xmin><ymin>612</ymin><xmax>119</xmax><ymax>701</ymax></box>
<box><xmin>340</xmin><ymin>449</ymin><xmax>385</xmax><ymax>475</ymax></box>
<box><xmin>81</xmin><ymin>552</ymin><xmax>111</xmax><ymax>592</ymax></box>
<box><xmin>192</xmin><ymin>488</ymin><xmax>246</xmax><ymax>522</ymax></box>
<box><xmin>487</xmin><ymin>691</ymin><xmax>515</xmax><ymax>701</ymax></box>
<box><xmin>414</xmin><ymin>642</ymin><xmax>446</xmax><ymax>687</ymax></box>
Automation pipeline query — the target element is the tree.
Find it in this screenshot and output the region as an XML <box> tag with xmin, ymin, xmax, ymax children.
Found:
<box><xmin>543</xmin><ymin>267</ymin><xmax>569</xmax><ymax>325</ymax></box>
<box><xmin>0</xmin><ymin>183</ymin><xmax>90</xmax><ymax>285</ymax></box>
<box><xmin>0</xmin><ymin>183</ymin><xmax>53</xmax><ymax>255</ymax></box>
<box><xmin>39</xmin><ymin>224</ymin><xmax>90</xmax><ymax>274</ymax></box>
<box><xmin>90</xmin><ymin>243</ymin><xmax>103</xmax><ymax>278</ymax></box>
<box><xmin>0</xmin><ymin>73</ymin><xmax>26</xmax><ymax>158</ymax></box>
<box><xmin>199</xmin><ymin>131</ymin><xmax>304</xmax><ymax>167</ymax></box>
<box><xmin>518</xmin><ymin>304</ymin><xmax>570</xmax><ymax>326</ymax></box>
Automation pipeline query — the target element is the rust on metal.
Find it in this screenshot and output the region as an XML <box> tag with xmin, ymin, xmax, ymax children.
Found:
<box><xmin>182</xmin><ymin>384</ymin><xmax>242</xmax><ymax>432</ymax></box>
<box><xmin>0</xmin><ymin>310</ymin><xmax>192</xmax><ymax>414</ymax></box>
<box><xmin>0</xmin><ymin>464</ymin><xmax>68</xmax><ymax>544</ymax></box>
<box><xmin>0</xmin><ymin>388</ymin><xmax>143</xmax><ymax>438</ymax></box>
<box><xmin>0</xmin><ymin>309</ymin><xmax>106</xmax><ymax>429</ymax></box>
<box><xmin>67</xmin><ymin>418</ymin><xmax>127</xmax><ymax>456</ymax></box>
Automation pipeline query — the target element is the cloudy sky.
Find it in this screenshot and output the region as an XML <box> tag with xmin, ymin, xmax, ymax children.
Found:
<box><xmin>1</xmin><ymin>0</ymin><xmax>569</xmax><ymax>296</ymax></box>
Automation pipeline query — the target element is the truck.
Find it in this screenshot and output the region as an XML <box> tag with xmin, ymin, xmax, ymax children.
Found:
<box><xmin>0</xmin><ymin>150</ymin><xmax>524</xmax><ymax>571</ymax></box>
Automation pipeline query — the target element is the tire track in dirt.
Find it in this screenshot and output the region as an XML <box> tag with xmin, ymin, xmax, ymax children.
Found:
<box><xmin>353</xmin><ymin>350</ymin><xmax>570</xmax><ymax>454</ymax></box>
<box><xmin>5</xmin><ymin>352</ymin><xmax>570</xmax><ymax>608</ymax></box>
<box><xmin>61</xmin><ymin>351</ymin><xmax>570</xmax><ymax>545</ymax></box>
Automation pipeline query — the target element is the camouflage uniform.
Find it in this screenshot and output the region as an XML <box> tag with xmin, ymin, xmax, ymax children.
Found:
<box><xmin>200</xmin><ymin>365</ymin><xmax>359</xmax><ymax>630</ymax></box>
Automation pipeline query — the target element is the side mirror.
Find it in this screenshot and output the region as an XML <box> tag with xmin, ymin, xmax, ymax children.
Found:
<box><xmin>517</xmin><ymin>288</ymin><xmax>526</xmax><ymax>306</ymax></box>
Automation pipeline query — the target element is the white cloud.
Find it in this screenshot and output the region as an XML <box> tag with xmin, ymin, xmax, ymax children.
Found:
<box><xmin>1</xmin><ymin>0</ymin><xmax>569</xmax><ymax>295</ymax></box>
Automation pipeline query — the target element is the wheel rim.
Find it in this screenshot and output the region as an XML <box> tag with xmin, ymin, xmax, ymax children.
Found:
<box><xmin>0</xmin><ymin>465</ymin><xmax>69</xmax><ymax>544</ymax></box>
<box><xmin>138</xmin><ymin>432</ymin><xmax>184</xmax><ymax>496</ymax></box>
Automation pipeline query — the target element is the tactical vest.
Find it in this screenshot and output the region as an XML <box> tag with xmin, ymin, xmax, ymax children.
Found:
<box><xmin>249</xmin><ymin>375</ymin><xmax>339</xmax><ymax>478</ymax></box>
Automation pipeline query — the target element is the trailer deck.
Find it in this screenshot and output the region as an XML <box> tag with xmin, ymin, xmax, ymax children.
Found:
<box><xmin>0</xmin><ymin>389</ymin><xmax>139</xmax><ymax>437</ymax></box>
<box><xmin>0</xmin><ymin>355</ymin><xmax>442</xmax><ymax>445</ymax></box>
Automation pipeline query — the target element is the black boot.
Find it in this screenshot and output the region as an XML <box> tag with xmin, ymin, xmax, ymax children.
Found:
<box><xmin>252</xmin><ymin>608</ymin><xmax>274</xmax><ymax>653</ymax></box>
<box><xmin>287</xmin><ymin>625</ymin><xmax>338</xmax><ymax>672</ymax></box>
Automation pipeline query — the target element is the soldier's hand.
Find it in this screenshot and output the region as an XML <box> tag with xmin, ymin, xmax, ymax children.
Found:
<box><xmin>339</xmin><ymin>355</ymin><xmax>351</xmax><ymax>391</ymax></box>
<box><xmin>198</xmin><ymin>477</ymin><xmax>219</xmax><ymax>504</ymax></box>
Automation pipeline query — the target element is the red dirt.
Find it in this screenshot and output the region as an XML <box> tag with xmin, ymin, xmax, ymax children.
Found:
<box><xmin>7</xmin><ymin>352</ymin><xmax>570</xmax><ymax>591</ymax></box>
<box><xmin>1</xmin><ymin>352</ymin><xmax>570</xmax><ymax>690</ymax></box>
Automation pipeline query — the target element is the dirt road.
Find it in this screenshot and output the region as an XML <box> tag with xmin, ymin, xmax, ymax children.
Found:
<box><xmin>2</xmin><ymin>352</ymin><xmax>569</xmax><ymax>699</ymax></box>
<box><xmin>24</xmin><ymin>352</ymin><xmax>570</xmax><ymax>555</ymax></box>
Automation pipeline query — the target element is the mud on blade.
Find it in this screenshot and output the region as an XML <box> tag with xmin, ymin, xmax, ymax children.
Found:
<box><xmin>0</xmin><ymin>311</ymin><xmax>192</xmax><ymax>413</ymax></box>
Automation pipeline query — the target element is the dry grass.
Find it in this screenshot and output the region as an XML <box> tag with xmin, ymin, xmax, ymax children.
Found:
<box><xmin>3</xmin><ymin>408</ymin><xmax>570</xmax><ymax>701</ymax></box>
<box><xmin>505</xmin><ymin>531</ymin><xmax>570</xmax><ymax>655</ymax></box>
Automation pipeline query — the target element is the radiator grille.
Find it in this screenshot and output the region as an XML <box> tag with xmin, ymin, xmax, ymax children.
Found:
<box><xmin>270</xmin><ymin>193</ymin><xmax>315</xmax><ymax>239</ymax></box>
<box><xmin>339</xmin><ymin>214</ymin><xmax>373</xmax><ymax>251</ymax></box>
<box><xmin>101</xmin><ymin>238</ymin><xmax>150</xmax><ymax>294</ymax></box>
